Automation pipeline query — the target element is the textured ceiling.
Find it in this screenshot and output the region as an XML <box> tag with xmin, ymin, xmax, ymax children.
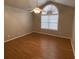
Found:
<box><xmin>5</xmin><ymin>0</ymin><xmax>75</xmax><ymax>10</ymax></box>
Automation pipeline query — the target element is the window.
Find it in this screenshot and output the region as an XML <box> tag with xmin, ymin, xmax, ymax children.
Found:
<box><xmin>41</xmin><ymin>4</ymin><xmax>59</xmax><ymax>30</ymax></box>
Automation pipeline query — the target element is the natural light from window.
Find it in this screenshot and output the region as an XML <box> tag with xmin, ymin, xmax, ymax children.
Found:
<box><xmin>41</xmin><ymin>4</ymin><xmax>59</xmax><ymax>30</ymax></box>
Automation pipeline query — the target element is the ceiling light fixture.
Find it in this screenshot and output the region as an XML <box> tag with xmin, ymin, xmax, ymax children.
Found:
<box><xmin>33</xmin><ymin>7</ymin><xmax>42</xmax><ymax>14</ymax></box>
<box><xmin>33</xmin><ymin>0</ymin><xmax>42</xmax><ymax>14</ymax></box>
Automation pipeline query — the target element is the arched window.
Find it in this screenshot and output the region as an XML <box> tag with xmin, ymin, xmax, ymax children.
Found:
<box><xmin>41</xmin><ymin>4</ymin><xmax>59</xmax><ymax>30</ymax></box>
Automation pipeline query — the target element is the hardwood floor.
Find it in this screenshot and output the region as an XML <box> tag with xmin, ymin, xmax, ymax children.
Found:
<box><xmin>4</xmin><ymin>33</ymin><xmax>74</xmax><ymax>59</ymax></box>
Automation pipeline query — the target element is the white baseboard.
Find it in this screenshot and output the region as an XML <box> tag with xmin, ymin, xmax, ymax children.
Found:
<box><xmin>5</xmin><ymin>31</ymin><xmax>71</xmax><ymax>43</ymax></box>
<box><xmin>70</xmin><ymin>40</ymin><xmax>75</xmax><ymax>56</ymax></box>
<box><xmin>4</xmin><ymin>32</ymin><xmax>32</xmax><ymax>43</ymax></box>
<box><xmin>33</xmin><ymin>31</ymin><xmax>71</xmax><ymax>39</ymax></box>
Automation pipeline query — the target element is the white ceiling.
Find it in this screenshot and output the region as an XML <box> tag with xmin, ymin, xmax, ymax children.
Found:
<box><xmin>5</xmin><ymin>0</ymin><xmax>75</xmax><ymax>10</ymax></box>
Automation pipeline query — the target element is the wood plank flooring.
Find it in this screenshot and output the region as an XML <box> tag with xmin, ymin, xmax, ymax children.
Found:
<box><xmin>4</xmin><ymin>33</ymin><xmax>74</xmax><ymax>59</ymax></box>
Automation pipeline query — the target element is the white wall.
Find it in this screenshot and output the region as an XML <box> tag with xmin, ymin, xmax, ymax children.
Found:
<box><xmin>4</xmin><ymin>5</ymin><xmax>32</xmax><ymax>41</ymax></box>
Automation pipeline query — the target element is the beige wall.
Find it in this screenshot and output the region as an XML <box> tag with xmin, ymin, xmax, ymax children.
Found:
<box><xmin>55</xmin><ymin>0</ymin><xmax>75</xmax><ymax>7</ymax></box>
<box><xmin>4</xmin><ymin>5</ymin><xmax>32</xmax><ymax>41</ymax></box>
<box><xmin>32</xmin><ymin>3</ymin><xmax>74</xmax><ymax>39</ymax></box>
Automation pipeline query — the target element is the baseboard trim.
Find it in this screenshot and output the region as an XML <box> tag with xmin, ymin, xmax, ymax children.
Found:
<box><xmin>5</xmin><ymin>31</ymin><xmax>71</xmax><ymax>43</ymax></box>
<box><xmin>33</xmin><ymin>31</ymin><xmax>71</xmax><ymax>39</ymax></box>
<box><xmin>70</xmin><ymin>40</ymin><xmax>75</xmax><ymax>56</ymax></box>
<box><xmin>4</xmin><ymin>32</ymin><xmax>32</xmax><ymax>43</ymax></box>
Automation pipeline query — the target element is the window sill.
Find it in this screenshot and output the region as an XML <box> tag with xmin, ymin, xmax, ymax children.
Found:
<box><xmin>41</xmin><ymin>28</ymin><xmax>58</xmax><ymax>31</ymax></box>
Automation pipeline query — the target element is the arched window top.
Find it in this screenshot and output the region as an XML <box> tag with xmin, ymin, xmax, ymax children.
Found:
<box><xmin>42</xmin><ymin>4</ymin><xmax>58</xmax><ymax>15</ymax></box>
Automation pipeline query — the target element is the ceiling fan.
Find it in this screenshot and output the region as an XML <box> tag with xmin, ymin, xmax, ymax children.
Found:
<box><xmin>26</xmin><ymin>0</ymin><xmax>55</xmax><ymax>14</ymax></box>
<box><xmin>26</xmin><ymin>0</ymin><xmax>42</xmax><ymax>14</ymax></box>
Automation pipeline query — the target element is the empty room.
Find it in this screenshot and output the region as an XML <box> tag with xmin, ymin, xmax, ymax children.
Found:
<box><xmin>4</xmin><ymin>0</ymin><xmax>75</xmax><ymax>59</ymax></box>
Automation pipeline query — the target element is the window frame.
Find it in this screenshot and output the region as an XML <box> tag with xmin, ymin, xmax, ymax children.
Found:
<box><xmin>41</xmin><ymin>4</ymin><xmax>59</xmax><ymax>31</ymax></box>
